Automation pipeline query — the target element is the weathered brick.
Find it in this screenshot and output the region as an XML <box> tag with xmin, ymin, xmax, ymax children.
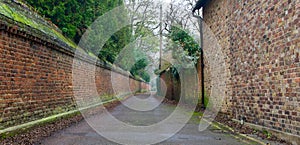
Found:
<box><xmin>0</xmin><ymin>18</ymin><xmax>148</xmax><ymax>129</ymax></box>
<box><xmin>204</xmin><ymin>0</ymin><xmax>300</xmax><ymax>135</ymax></box>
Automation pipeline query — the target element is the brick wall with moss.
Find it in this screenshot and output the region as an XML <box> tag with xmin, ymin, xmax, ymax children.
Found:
<box><xmin>203</xmin><ymin>0</ymin><xmax>299</xmax><ymax>135</ymax></box>
<box><xmin>0</xmin><ymin>1</ymin><xmax>148</xmax><ymax>129</ymax></box>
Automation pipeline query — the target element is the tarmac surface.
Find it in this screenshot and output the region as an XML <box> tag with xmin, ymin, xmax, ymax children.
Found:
<box><xmin>40</xmin><ymin>94</ymin><xmax>252</xmax><ymax>145</ymax></box>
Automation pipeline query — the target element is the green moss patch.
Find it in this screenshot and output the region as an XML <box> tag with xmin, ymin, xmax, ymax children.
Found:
<box><xmin>0</xmin><ymin>2</ymin><xmax>76</xmax><ymax>49</ymax></box>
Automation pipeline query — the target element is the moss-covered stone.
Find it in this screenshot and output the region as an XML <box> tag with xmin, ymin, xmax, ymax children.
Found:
<box><xmin>0</xmin><ymin>1</ymin><xmax>76</xmax><ymax>49</ymax></box>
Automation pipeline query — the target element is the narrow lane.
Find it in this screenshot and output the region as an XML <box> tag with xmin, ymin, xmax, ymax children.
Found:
<box><xmin>40</xmin><ymin>94</ymin><xmax>248</xmax><ymax>145</ymax></box>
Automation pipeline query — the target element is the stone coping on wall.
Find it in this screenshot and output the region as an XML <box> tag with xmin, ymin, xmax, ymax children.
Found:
<box><xmin>0</xmin><ymin>13</ymin><xmax>146</xmax><ymax>83</ymax></box>
<box><xmin>0</xmin><ymin>1</ymin><xmax>77</xmax><ymax>48</ymax></box>
<box><xmin>2</xmin><ymin>0</ymin><xmax>62</xmax><ymax>33</ymax></box>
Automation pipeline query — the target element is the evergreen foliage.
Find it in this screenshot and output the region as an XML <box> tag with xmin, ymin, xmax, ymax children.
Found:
<box><xmin>24</xmin><ymin>0</ymin><xmax>150</xmax><ymax>82</ymax></box>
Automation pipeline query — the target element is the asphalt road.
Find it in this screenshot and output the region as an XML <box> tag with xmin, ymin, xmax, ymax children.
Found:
<box><xmin>40</xmin><ymin>94</ymin><xmax>252</xmax><ymax>145</ymax></box>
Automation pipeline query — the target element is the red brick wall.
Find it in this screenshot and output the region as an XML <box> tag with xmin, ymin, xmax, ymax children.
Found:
<box><xmin>204</xmin><ymin>0</ymin><xmax>299</xmax><ymax>135</ymax></box>
<box><xmin>0</xmin><ymin>19</ymin><xmax>148</xmax><ymax>129</ymax></box>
